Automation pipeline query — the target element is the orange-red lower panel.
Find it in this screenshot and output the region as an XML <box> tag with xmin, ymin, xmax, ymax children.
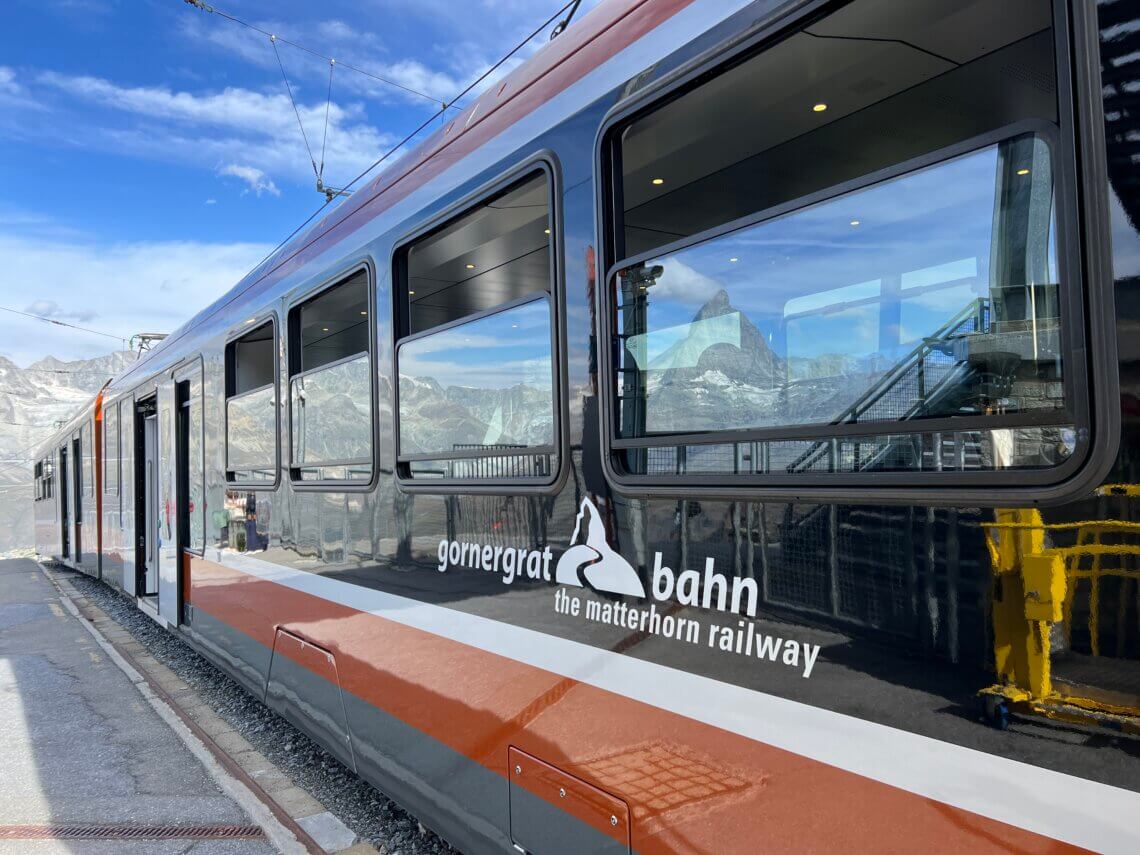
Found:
<box><xmin>188</xmin><ymin>555</ymin><xmax>1083</xmax><ymax>855</ymax></box>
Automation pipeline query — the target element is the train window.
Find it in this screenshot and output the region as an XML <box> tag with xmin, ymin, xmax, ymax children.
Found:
<box><xmin>287</xmin><ymin>269</ymin><xmax>373</xmax><ymax>484</ymax></box>
<box><xmin>394</xmin><ymin>169</ymin><xmax>558</xmax><ymax>483</ymax></box>
<box><xmin>225</xmin><ymin>319</ymin><xmax>278</xmax><ymax>485</ymax></box>
<box><xmin>34</xmin><ymin>461</ymin><xmax>43</xmax><ymax>501</ymax></box>
<box><xmin>104</xmin><ymin>404</ymin><xmax>119</xmax><ymax>496</ymax></box>
<box><xmin>602</xmin><ymin>0</ymin><xmax>1081</xmax><ymax>483</ymax></box>
<box><xmin>81</xmin><ymin>422</ymin><xmax>94</xmax><ymax>497</ymax></box>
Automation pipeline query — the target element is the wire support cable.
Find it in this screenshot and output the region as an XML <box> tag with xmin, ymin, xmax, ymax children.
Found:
<box><xmin>182</xmin><ymin>0</ymin><xmax>455</xmax><ymax>111</ymax></box>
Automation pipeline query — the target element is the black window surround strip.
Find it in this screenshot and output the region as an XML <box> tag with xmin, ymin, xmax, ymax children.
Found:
<box><xmin>591</xmin><ymin>0</ymin><xmax>1119</xmax><ymax>507</ymax></box>
<box><xmin>389</xmin><ymin>152</ymin><xmax>569</xmax><ymax>496</ymax></box>
<box><xmin>284</xmin><ymin>260</ymin><xmax>379</xmax><ymax>493</ymax></box>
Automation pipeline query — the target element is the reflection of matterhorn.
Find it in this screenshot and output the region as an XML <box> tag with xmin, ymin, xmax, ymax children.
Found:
<box><xmin>555</xmin><ymin>498</ymin><xmax>646</xmax><ymax>597</ymax></box>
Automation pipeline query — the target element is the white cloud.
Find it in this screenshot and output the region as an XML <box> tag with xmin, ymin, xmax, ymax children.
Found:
<box><xmin>205</xmin><ymin>198</ymin><xmax>217</xmax><ymax>205</ymax></box>
<box><xmin>0</xmin><ymin>230</ymin><xmax>272</xmax><ymax>365</ymax></box>
<box><xmin>0</xmin><ymin>66</ymin><xmax>17</xmax><ymax>95</ymax></box>
<box><xmin>219</xmin><ymin>164</ymin><xmax>280</xmax><ymax>197</ymax></box>
<box><xmin>31</xmin><ymin>71</ymin><xmax>400</xmax><ymax>188</ymax></box>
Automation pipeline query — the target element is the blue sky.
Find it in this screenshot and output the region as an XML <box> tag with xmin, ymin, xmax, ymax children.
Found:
<box><xmin>0</xmin><ymin>0</ymin><xmax>598</xmax><ymax>365</ymax></box>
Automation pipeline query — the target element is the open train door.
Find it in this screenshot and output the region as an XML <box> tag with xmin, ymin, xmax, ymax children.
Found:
<box><xmin>136</xmin><ymin>395</ymin><xmax>159</xmax><ymax>602</ymax></box>
<box><xmin>58</xmin><ymin>444</ymin><xmax>70</xmax><ymax>560</ymax></box>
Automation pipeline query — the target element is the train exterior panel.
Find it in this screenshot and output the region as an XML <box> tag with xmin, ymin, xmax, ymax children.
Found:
<box><xmin>31</xmin><ymin>0</ymin><xmax>1140</xmax><ymax>852</ymax></box>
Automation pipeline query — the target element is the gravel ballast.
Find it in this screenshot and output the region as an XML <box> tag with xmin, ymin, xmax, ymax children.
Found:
<box><xmin>65</xmin><ymin>571</ymin><xmax>458</xmax><ymax>855</ymax></box>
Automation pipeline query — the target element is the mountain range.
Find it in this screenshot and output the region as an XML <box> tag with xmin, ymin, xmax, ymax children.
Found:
<box><xmin>0</xmin><ymin>350</ymin><xmax>137</xmax><ymax>555</ymax></box>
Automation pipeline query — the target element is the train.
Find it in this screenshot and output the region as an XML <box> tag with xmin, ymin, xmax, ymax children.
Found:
<box><xmin>31</xmin><ymin>0</ymin><xmax>1140</xmax><ymax>851</ymax></box>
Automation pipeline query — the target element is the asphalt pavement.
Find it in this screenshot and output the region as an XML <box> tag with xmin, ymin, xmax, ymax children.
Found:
<box><xmin>0</xmin><ymin>557</ymin><xmax>279</xmax><ymax>854</ymax></box>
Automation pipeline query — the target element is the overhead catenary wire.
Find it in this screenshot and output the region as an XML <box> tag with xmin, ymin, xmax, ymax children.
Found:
<box><xmin>0</xmin><ymin>305</ymin><xmax>126</xmax><ymax>344</ymax></box>
<box><xmin>200</xmin><ymin>0</ymin><xmax>582</xmax><ymax>315</ymax></box>
<box><xmin>182</xmin><ymin>0</ymin><xmax>457</xmax><ymax>112</ymax></box>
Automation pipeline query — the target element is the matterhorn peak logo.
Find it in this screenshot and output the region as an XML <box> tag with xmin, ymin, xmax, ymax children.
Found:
<box><xmin>555</xmin><ymin>498</ymin><xmax>646</xmax><ymax>597</ymax></box>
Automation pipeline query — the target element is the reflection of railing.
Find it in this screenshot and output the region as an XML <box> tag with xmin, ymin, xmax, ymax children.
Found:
<box><xmin>447</xmin><ymin>444</ymin><xmax>552</xmax><ymax>480</ymax></box>
<box><xmin>787</xmin><ymin>298</ymin><xmax>990</xmax><ymax>474</ymax></box>
<box><xmin>976</xmin><ymin>496</ymin><xmax>1140</xmax><ymax>734</ymax></box>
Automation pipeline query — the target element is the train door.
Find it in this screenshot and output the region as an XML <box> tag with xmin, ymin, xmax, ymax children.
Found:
<box><xmin>173</xmin><ymin>360</ymin><xmax>203</xmax><ymax>626</ymax></box>
<box><xmin>136</xmin><ymin>397</ymin><xmax>159</xmax><ymax>601</ymax></box>
<box><xmin>156</xmin><ymin>376</ymin><xmax>179</xmax><ymax>624</ymax></box>
<box><xmin>120</xmin><ymin>396</ymin><xmax>137</xmax><ymax>596</ymax></box>
<box><xmin>71</xmin><ymin>434</ymin><xmax>82</xmax><ymax>564</ymax></box>
<box><xmin>59</xmin><ymin>445</ymin><xmax>70</xmax><ymax>559</ymax></box>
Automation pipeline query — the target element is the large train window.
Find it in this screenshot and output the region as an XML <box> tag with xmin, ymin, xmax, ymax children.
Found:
<box><xmin>287</xmin><ymin>268</ymin><xmax>373</xmax><ymax>485</ymax></box>
<box><xmin>34</xmin><ymin>461</ymin><xmax>44</xmax><ymax>501</ymax></box>
<box><xmin>225</xmin><ymin>318</ymin><xmax>278</xmax><ymax>485</ymax></box>
<box><xmin>601</xmin><ymin>0</ymin><xmax>1086</xmax><ymax>488</ymax></box>
<box><xmin>394</xmin><ymin>168</ymin><xmax>559</xmax><ymax>484</ymax></box>
<box><xmin>103</xmin><ymin>403</ymin><xmax>119</xmax><ymax>496</ymax></box>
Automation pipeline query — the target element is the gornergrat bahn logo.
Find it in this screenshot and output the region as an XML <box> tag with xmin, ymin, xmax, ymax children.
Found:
<box><xmin>555</xmin><ymin>498</ymin><xmax>646</xmax><ymax>597</ymax></box>
<box><xmin>433</xmin><ymin>497</ymin><xmax>642</xmax><ymax>596</ymax></box>
<box><xmin>434</xmin><ymin>496</ymin><xmax>823</xmax><ymax>679</ymax></box>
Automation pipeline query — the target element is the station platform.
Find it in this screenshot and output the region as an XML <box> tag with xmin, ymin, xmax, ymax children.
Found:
<box><xmin>0</xmin><ymin>557</ymin><xmax>278</xmax><ymax>854</ymax></box>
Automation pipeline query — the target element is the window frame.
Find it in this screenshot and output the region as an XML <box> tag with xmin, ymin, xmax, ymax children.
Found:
<box><xmin>592</xmin><ymin>0</ymin><xmax>1118</xmax><ymax>505</ymax></box>
<box><xmin>285</xmin><ymin>260</ymin><xmax>378</xmax><ymax>491</ymax></box>
<box><xmin>224</xmin><ymin>313</ymin><xmax>281</xmax><ymax>489</ymax></box>
<box><xmin>390</xmin><ymin>154</ymin><xmax>567</xmax><ymax>494</ymax></box>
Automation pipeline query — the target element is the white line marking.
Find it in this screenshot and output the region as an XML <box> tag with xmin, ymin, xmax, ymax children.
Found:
<box><xmin>218</xmin><ymin>549</ymin><xmax>1140</xmax><ymax>854</ymax></box>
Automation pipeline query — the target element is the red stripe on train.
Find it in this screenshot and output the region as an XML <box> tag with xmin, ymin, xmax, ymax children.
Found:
<box><xmin>188</xmin><ymin>555</ymin><xmax>1081</xmax><ymax>854</ymax></box>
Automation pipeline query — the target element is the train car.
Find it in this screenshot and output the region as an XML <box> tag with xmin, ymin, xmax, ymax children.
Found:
<box><xmin>33</xmin><ymin>389</ymin><xmax>104</xmax><ymax>577</ymax></box>
<box><xmin>31</xmin><ymin>0</ymin><xmax>1140</xmax><ymax>851</ymax></box>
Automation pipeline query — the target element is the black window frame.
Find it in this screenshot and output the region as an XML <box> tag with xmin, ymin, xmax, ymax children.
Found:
<box><xmin>391</xmin><ymin>154</ymin><xmax>567</xmax><ymax>494</ymax></box>
<box><xmin>224</xmin><ymin>313</ymin><xmax>281</xmax><ymax>489</ymax></box>
<box><xmin>593</xmin><ymin>0</ymin><xmax>1118</xmax><ymax>506</ymax></box>
<box><xmin>285</xmin><ymin>260</ymin><xmax>378</xmax><ymax>491</ymax></box>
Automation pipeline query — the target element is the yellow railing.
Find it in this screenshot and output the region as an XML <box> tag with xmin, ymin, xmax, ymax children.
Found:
<box><xmin>976</xmin><ymin>489</ymin><xmax>1140</xmax><ymax>733</ymax></box>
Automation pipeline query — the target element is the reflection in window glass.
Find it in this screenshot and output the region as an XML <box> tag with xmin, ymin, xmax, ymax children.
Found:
<box><xmin>615</xmin><ymin>136</ymin><xmax>1063</xmax><ymax>440</ymax></box>
<box><xmin>291</xmin><ymin>353</ymin><xmax>372</xmax><ymax>478</ymax></box>
<box><xmin>104</xmin><ymin>405</ymin><xmax>119</xmax><ymax>495</ymax></box>
<box><xmin>187</xmin><ymin>375</ymin><xmax>205</xmax><ymax>552</ymax></box>
<box><xmin>81</xmin><ymin>422</ymin><xmax>94</xmax><ymax>497</ymax></box>
<box><xmin>398</xmin><ymin>298</ymin><xmax>554</xmax><ymax>464</ymax></box>
<box><xmin>226</xmin><ymin>386</ymin><xmax>277</xmax><ymax>480</ymax></box>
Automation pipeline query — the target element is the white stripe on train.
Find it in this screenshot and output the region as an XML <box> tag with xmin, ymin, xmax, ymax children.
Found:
<box><xmin>217</xmin><ymin>549</ymin><xmax>1139</xmax><ymax>855</ymax></box>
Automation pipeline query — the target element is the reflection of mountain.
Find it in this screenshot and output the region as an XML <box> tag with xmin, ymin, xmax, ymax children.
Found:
<box><xmin>639</xmin><ymin>289</ymin><xmax>881</xmax><ymax>433</ymax></box>
<box><xmin>0</xmin><ymin>351</ymin><xmax>137</xmax><ymax>554</ymax></box>
<box><xmin>398</xmin><ymin>375</ymin><xmax>552</xmax><ymax>454</ymax></box>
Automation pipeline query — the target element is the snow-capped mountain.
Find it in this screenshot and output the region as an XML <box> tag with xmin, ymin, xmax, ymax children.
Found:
<box><xmin>0</xmin><ymin>350</ymin><xmax>136</xmax><ymax>554</ymax></box>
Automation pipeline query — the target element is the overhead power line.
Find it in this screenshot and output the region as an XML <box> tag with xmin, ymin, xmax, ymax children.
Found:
<box><xmin>206</xmin><ymin>0</ymin><xmax>582</xmax><ymax>318</ymax></box>
<box><xmin>0</xmin><ymin>305</ymin><xmax>126</xmax><ymax>344</ymax></box>
<box><xmin>182</xmin><ymin>0</ymin><xmax>456</xmax><ymax>111</ymax></box>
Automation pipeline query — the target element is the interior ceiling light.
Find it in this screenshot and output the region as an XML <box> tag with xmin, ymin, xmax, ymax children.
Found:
<box><xmin>1017</xmin><ymin>168</ymin><xmax>1030</xmax><ymax>176</ymax></box>
<box><xmin>812</xmin><ymin>103</ymin><xmax>828</xmax><ymax>112</ymax></box>
<box><xmin>244</xmin><ymin>318</ymin><xmax>256</xmax><ymax>324</ymax></box>
<box><xmin>322</xmin><ymin>327</ymin><xmax>330</xmax><ymax>332</ymax></box>
<box><xmin>651</xmin><ymin>177</ymin><xmax>664</xmax><ymax>185</ymax></box>
<box><xmin>729</xmin><ymin>257</ymin><xmax>739</xmax><ymax>262</ymax></box>
<box><xmin>360</xmin><ymin>311</ymin><xmax>368</xmax><ymax>316</ymax></box>
<box><xmin>544</xmin><ymin>228</ymin><xmax>551</xmax><ymax>234</ymax></box>
<box><xmin>850</xmin><ymin>219</ymin><xmax>861</xmax><ymax>226</ymax></box>
<box><xmin>465</xmin><ymin>263</ymin><xmax>476</xmax><ymax>269</ymax></box>
<box><xmin>408</xmin><ymin>290</ymin><xmax>416</xmax><ymax>296</ymax></box>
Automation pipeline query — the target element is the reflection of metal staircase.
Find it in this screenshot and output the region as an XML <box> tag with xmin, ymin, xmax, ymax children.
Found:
<box><xmin>787</xmin><ymin>298</ymin><xmax>990</xmax><ymax>474</ymax></box>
